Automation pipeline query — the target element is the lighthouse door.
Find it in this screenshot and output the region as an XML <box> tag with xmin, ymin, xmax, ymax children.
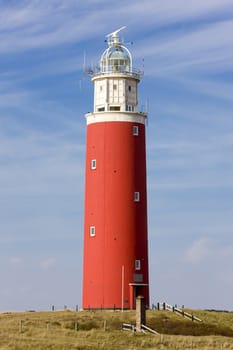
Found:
<box><xmin>129</xmin><ymin>285</ymin><xmax>144</xmax><ymax>309</ymax></box>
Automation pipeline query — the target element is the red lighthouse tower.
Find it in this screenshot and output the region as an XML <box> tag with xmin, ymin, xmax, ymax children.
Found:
<box><xmin>83</xmin><ymin>27</ymin><xmax>149</xmax><ymax>310</ymax></box>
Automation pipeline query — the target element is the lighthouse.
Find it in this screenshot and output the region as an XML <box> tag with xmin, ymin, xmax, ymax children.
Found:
<box><xmin>82</xmin><ymin>27</ymin><xmax>149</xmax><ymax>310</ymax></box>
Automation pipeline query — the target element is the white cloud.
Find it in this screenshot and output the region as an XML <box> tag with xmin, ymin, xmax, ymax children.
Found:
<box><xmin>40</xmin><ymin>257</ymin><xmax>56</xmax><ymax>269</ymax></box>
<box><xmin>0</xmin><ymin>1</ymin><xmax>108</xmax><ymax>53</ymax></box>
<box><xmin>141</xmin><ymin>19</ymin><xmax>233</xmax><ymax>78</ymax></box>
<box><xmin>180</xmin><ymin>78</ymin><xmax>233</xmax><ymax>102</ymax></box>
<box><xmin>10</xmin><ymin>257</ymin><xmax>23</xmax><ymax>266</ymax></box>
<box><xmin>185</xmin><ymin>238</ymin><xmax>212</xmax><ymax>263</ymax></box>
<box><xmin>0</xmin><ymin>0</ymin><xmax>232</xmax><ymax>56</ymax></box>
<box><xmin>128</xmin><ymin>0</ymin><xmax>232</xmax><ymax>23</ymax></box>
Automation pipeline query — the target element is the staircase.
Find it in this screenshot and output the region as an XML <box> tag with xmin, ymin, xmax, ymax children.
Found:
<box><xmin>157</xmin><ymin>302</ymin><xmax>202</xmax><ymax>322</ymax></box>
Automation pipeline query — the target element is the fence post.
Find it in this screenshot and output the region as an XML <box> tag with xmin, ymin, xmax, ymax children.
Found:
<box><xmin>19</xmin><ymin>320</ymin><xmax>23</xmax><ymax>333</ymax></box>
<box><xmin>136</xmin><ymin>296</ymin><xmax>146</xmax><ymax>331</ymax></box>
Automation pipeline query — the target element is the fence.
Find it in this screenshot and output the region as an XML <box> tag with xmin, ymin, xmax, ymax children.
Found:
<box><xmin>157</xmin><ymin>302</ymin><xmax>202</xmax><ymax>322</ymax></box>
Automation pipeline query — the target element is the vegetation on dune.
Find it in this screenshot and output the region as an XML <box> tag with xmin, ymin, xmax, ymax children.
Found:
<box><xmin>146</xmin><ymin>310</ymin><xmax>233</xmax><ymax>337</ymax></box>
<box><xmin>0</xmin><ymin>309</ymin><xmax>233</xmax><ymax>349</ymax></box>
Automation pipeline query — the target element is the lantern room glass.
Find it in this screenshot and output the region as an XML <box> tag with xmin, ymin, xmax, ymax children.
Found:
<box><xmin>100</xmin><ymin>45</ymin><xmax>132</xmax><ymax>74</ymax></box>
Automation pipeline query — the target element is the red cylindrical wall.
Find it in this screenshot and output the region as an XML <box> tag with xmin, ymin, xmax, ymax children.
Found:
<box><xmin>82</xmin><ymin>120</ymin><xmax>149</xmax><ymax>309</ymax></box>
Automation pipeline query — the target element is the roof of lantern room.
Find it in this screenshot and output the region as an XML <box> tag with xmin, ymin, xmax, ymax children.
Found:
<box><xmin>89</xmin><ymin>26</ymin><xmax>143</xmax><ymax>80</ymax></box>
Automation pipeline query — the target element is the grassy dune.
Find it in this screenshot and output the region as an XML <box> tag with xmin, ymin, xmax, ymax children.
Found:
<box><xmin>1</xmin><ymin>309</ymin><xmax>233</xmax><ymax>349</ymax></box>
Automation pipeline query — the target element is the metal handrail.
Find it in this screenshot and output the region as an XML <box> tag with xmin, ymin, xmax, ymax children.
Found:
<box><xmin>86</xmin><ymin>66</ymin><xmax>143</xmax><ymax>79</ymax></box>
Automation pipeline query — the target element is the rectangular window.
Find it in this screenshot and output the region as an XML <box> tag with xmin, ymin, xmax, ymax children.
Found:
<box><xmin>128</xmin><ymin>85</ymin><xmax>131</xmax><ymax>91</ymax></box>
<box><xmin>135</xmin><ymin>260</ymin><xmax>141</xmax><ymax>270</ymax></box>
<box><xmin>98</xmin><ymin>107</ymin><xmax>105</xmax><ymax>112</ymax></box>
<box><xmin>113</xmin><ymin>84</ymin><xmax>117</xmax><ymax>90</ymax></box>
<box><xmin>134</xmin><ymin>191</ymin><xmax>140</xmax><ymax>202</ymax></box>
<box><xmin>134</xmin><ymin>274</ymin><xmax>143</xmax><ymax>282</ymax></box>
<box><xmin>100</xmin><ymin>86</ymin><xmax>103</xmax><ymax>91</ymax></box>
<box><xmin>126</xmin><ymin>105</ymin><xmax>135</xmax><ymax>112</ymax></box>
<box><xmin>110</xmin><ymin>106</ymin><xmax>120</xmax><ymax>111</ymax></box>
<box><xmin>91</xmin><ymin>159</ymin><xmax>96</xmax><ymax>169</ymax></box>
<box><xmin>133</xmin><ymin>125</ymin><xmax>139</xmax><ymax>136</ymax></box>
<box><xmin>89</xmin><ymin>226</ymin><xmax>96</xmax><ymax>237</ymax></box>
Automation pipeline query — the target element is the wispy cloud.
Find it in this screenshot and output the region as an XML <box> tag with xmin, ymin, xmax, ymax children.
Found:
<box><xmin>1</xmin><ymin>1</ymin><xmax>232</xmax><ymax>105</ymax></box>
<box><xmin>40</xmin><ymin>257</ymin><xmax>56</xmax><ymax>269</ymax></box>
<box><xmin>185</xmin><ymin>238</ymin><xmax>213</xmax><ymax>263</ymax></box>
<box><xmin>184</xmin><ymin>238</ymin><xmax>233</xmax><ymax>266</ymax></box>
<box><xmin>141</xmin><ymin>19</ymin><xmax>233</xmax><ymax>77</ymax></box>
<box><xmin>148</xmin><ymin>131</ymin><xmax>233</xmax><ymax>187</ymax></box>
<box><xmin>0</xmin><ymin>1</ymin><xmax>108</xmax><ymax>54</ymax></box>
<box><xmin>179</xmin><ymin>78</ymin><xmax>233</xmax><ymax>102</ymax></box>
<box><xmin>10</xmin><ymin>256</ymin><xmax>23</xmax><ymax>266</ymax></box>
<box><xmin>124</xmin><ymin>0</ymin><xmax>232</xmax><ymax>25</ymax></box>
<box><xmin>0</xmin><ymin>131</ymin><xmax>85</xmax><ymax>196</ymax></box>
<box><xmin>0</xmin><ymin>0</ymin><xmax>232</xmax><ymax>56</ymax></box>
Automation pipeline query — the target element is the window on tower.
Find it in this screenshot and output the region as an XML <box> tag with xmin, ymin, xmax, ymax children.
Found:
<box><xmin>126</xmin><ymin>105</ymin><xmax>134</xmax><ymax>112</ymax></box>
<box><xmin>91</xmin><ymin>159</ymin><xmax>96</xmax><ymax>169</ymax></box>
<box><xmin>110</xmin><ymin>106</ymin><xmax>120</xmax><ymax>111</ymax></box>
<box><xmin>135</xmin><ymin>260</ymin><xmax>141</xmax><ymax>270</ymax></box>
<box><xmin>133</xmin><ymin>125</ymin><xmax>139</xmax><ymax>136</ymax></box>
<box><xmin>89</xmin><ymin>226</ymin><xmax>96</xmax><ymax>237</ymax></box>
<box><xmin>134</xmin><ymin>192</ymin><xmax>140</xmax><ymax>202</ymax></box>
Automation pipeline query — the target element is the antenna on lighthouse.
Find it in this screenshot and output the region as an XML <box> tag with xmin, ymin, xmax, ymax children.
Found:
<box><xmin>106</xmin><ymin>26</ymin><xmax>126</xmax><ymax>45</ymax></box>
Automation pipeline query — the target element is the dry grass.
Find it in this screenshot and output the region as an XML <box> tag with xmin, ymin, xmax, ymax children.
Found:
<box><xmin>0</xmin><ymin>309</ymin><xmax>233</xmax><ymax>349</ymax></box>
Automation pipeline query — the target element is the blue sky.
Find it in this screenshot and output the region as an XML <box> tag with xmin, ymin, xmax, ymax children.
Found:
<box><xmin>0</xmin><ymin>0</ymin><xmax>233</xmax><ymax>311</ymax></box>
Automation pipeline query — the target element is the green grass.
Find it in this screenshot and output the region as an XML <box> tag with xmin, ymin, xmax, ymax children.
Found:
<box><xmin>1</xmin><ymin>309</ymin><xmax>233</xmax><ymax>349</ymax></box>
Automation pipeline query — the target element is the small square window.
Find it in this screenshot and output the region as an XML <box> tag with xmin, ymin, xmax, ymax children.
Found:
<box><xmin>135</xmin><ymin>260</ymin><xmax>141</xmax><ymax>270</ymax></box>
<box><xmin>89</xmin><ymin>226</ymin><xmax>95</xmax><ymax>237</ymax></box>
<box><xmin>134</xmin><ymin>192</ymin><xmax>140</xmax><ymax>202</ymax></box>
<box><xmin>133</xmin><ymin>125</ymin><xmax>139</xmax><ymax>136</ymax></box>
<box><xmin>91</xmin><ymin>159</ymin><xmax>96</xmax><ymax>170</ymax></box>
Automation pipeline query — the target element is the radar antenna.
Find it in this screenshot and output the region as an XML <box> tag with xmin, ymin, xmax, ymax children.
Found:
<box><xmin>106</xmin><ymin>26</ymin><xmax>126</xmax><ymax>45</ymax></box>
